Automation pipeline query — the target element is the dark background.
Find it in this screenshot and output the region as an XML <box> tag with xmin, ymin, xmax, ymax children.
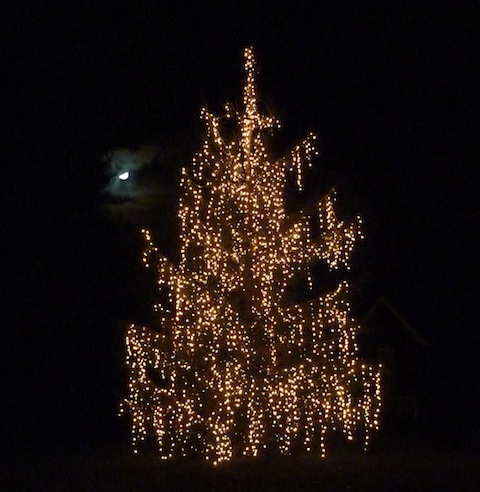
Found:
<box><xmin>2</xmin><ymin>3</ymin><xmax>478</xmax><ymax>454</ymax></box>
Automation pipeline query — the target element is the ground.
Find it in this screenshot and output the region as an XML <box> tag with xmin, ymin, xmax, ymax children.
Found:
<box><xmin>3</xmin><ymin>436</ymin><xmax>479</xmax><ymax>491</ymax></box>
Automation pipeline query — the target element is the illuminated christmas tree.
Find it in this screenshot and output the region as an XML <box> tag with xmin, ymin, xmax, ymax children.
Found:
<box><xmin>121</xmin><ymin>48</ymin><xmax>381</xmax><ymax>464</ymax></box>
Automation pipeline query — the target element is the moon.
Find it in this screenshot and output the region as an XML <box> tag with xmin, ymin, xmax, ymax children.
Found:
<box><xmin>118</xmin><ymin>171</ymin><xmax>130</xmax><ymax>181</ymax></box>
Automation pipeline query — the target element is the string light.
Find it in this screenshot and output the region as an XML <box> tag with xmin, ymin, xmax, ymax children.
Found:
<box><xmin>120</xmin><ymin>47</ymin><xmax>381</xmax><ymax>464</ymax></box>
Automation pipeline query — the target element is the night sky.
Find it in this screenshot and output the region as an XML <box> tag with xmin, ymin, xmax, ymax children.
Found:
<box><xmin>3</xmin><ymin>4</ymin><xmax>478</xmax><ymax>452</ymax></box>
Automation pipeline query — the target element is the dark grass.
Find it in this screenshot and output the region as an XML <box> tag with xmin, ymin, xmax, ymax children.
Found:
<box><xmin>3</xmin><ymin>437</ymin><xmax>479</xmax><ymax>492</ymax></box>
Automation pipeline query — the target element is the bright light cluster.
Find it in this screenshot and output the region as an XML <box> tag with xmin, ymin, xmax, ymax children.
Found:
<box><xmin>121</xmin><ymin>47</ymin><xmax>381</xmax><ymax>464</ymax></box>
